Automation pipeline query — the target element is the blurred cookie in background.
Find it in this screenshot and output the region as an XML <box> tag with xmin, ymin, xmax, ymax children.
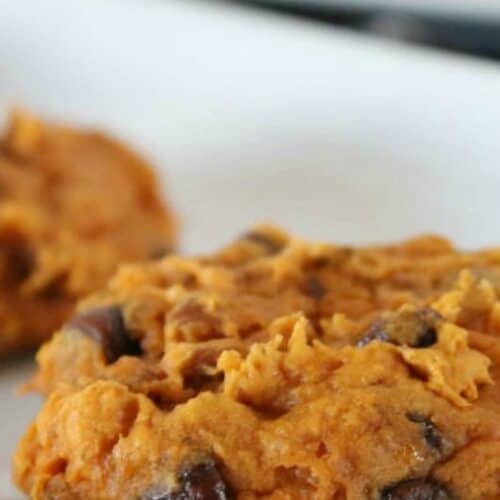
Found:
<box><xmin>0</xmin><ymin>110</ymin><xmax>177</xmax><ymax>355</ymax></box>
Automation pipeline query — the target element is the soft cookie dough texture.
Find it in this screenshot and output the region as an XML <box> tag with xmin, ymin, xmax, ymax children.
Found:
<box><xmin>15</xmin><ymin>227</ymin><xmax>500</xmax><ymax>499</ymax></box>
<box><xmin>0</xmin><ymin>111</ymin><xmax>176</xmax><ymax>354</ymax></box>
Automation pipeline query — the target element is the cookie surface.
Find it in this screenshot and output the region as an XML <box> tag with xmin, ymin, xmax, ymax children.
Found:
<box><xmin>15</xmin><ymin>227</ymin><xmax>500</xmax><ymax>499</ymax></box>
<box><xmin>0</xmin><ymin>110</ymin><xmax>176</xmax><ymax>354</ymax></box>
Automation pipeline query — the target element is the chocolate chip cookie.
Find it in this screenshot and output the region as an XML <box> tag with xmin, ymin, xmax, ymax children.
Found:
<box><xmin>0</xmin><ymin>110</ymin><xmax>176</xmax><ymax>354</ymax></box>
<box><xmin>14</xmin><ymin>227</ymin><xmax>500</xmax><ymax>499</ymax></box>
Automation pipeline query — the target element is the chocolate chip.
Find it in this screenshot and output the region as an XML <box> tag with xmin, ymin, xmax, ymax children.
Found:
<box><xmin>381</xmin><ymin>478</ymin><xmax>451</xmax><ymax>500</ymax></box>
<box><xmin>66</xmin><ymin>306</ymin><xmax>141</xmax><ymax>363</ymax></box>
<box><xmin>169</xmin><ymin>301</ymin><xmax>223</xmax><ymax>342</ymax></box>
<box><xmin>180</xmin><ymin>461</ymin><xmax>234</xmax><ymax>499</ymax></box>
<box><xmin>144</xmin><ymin>460</ymin><xmax>234</xmax><ymax>500</ymax></box>
<box><xmin>407</xmin><ymin>413</ymin><xmax>443</xmax><ymax>451</ymax></box>
<box><xmin>182</xmin><ymin>348</ymin><xmax>225</xmax><ymax>391</ymax></box>
<box><xmin>302</xmin><ymin>275</ymin><xmax>326</xmax><ymax>300</ymax></box>
<box><xmin>7</xmin><ymin>245</ymin><xmax>34</xmax><ymax>284</ymax></box>
<box><xmin>357</xmin><ymin>319</ymin><xmax>391</xmax><ymax>346</ymax></box>
<box><xmin>184</xmin><ymin>371</ymin><xmax>224</xmax><ymax>392</ymax></box>
<box><xmin>357</xmin><ymin>308</ymin><xmax>441</xmax><ymax>348</ymax></box>
<box><xmin>149</xmin><ymin>246</ymin><xmax>173</xmax><ymax>260</ymax></box>
<box><xmin>241</xmin><ymin>231</ymin><xmax>283</xmax><ymax>255</ymax></box>
<box><xmin>37</xmin><ymin>274</ymin><xmax>68</xmax><ymax>300</ymax></box>
<box><xmin>0</xmin><ymin>238</ymin><xmax>35</xmax><ymax>287</ymax></box>
<box><xmin>143</xmin><ymin>493</ymin><xmax>170</xmax><ymax>500</ymax></box>
<box><xmin>413</xmin><ymin>327</ymin><xmax>437</xmax><ymax>348</ymax></box>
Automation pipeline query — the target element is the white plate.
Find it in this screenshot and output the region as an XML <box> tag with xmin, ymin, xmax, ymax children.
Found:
<box><xmin>1</xmin><ymin>0</ymin><xmax>500</xmax><ymax>497</ymax></box>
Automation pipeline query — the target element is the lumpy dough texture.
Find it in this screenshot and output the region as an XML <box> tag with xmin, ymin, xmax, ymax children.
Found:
<box><xmin>0</xmin><ymin>110</ymin><xmax>176</xmax><ymax>353</ymax></box>
<box><xmin>14</xmin><ymin>227</ymin><xmax>500</xmax><ymax>499</ymax></box>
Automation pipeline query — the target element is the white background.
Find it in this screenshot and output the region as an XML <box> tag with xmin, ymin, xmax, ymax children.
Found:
<box><xmin>1</xmin><ymin>0</ymin><xmax>500</xmax><ymax>497</ymax></box>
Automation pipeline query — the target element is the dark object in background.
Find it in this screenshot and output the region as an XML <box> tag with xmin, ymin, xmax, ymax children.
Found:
<box><xmin>232</xmin><ymin>1</ymin><xmax>500</xmax><ymax>61</ymax></box>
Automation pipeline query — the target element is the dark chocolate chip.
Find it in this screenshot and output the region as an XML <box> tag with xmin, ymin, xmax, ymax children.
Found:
<box><xmin>302</xmin><ymin>275</ymin><xmax>326</xmax><ymax>300</ymax></box>
<box><xmin>381</xmin><ymin>478</ymin><xmax>451</xmax><ymax>500</ymax></box>
<box><xmin>407</xmin><ymin>413</ymin><xmax>443</xmax><ymax>451</ymax></box>
<box><xmin>66</xmin><ymin>306</ymin><xmax>141</xmax><ymax>363</ymax></box>
<box><xmin>357</xmin><ymin>319</ymin><xmax>391</xmax><ymax>346</ymax></box>
<box><xmin>241</xmin><ymin>231</ymin><xmax>283</xmax><ymax>255</ymax></box>
<box><xmin>357</xmin><ymin>308</ymin><xmax>441</xmax><ymax>348</ymax></box>
<box><xmin>37</xmin><ymin>274</ymin><xmax>67</xmax><ymax>300</ymax></box>
<box><xmin>184</xmin><ymin>370</ymin><xmax>224</xmax><ymax>392</ymax></box>
<box><xmin>144</xmin><ymin>460</ymin><xmax>234</xmax><ymax>500</ymax></box>
<box><xmin>149</xmin><ymin>246</ymin><xmax>173</xmax><ymax>260</ymax></box>
<box><xmin>170</xmin><ymin>301</ymin><xmax>223</xmax><ymax>342</ymax></box>
<box><xmin>180</xmin><ymin>461</ymin><xmax>233</xmax><ymax>499</ymax></box>
<box><xmin>141</xmin><ymin>491</ymin><xmax>171</xmax><ymax>500</ymax></box>
<box><xmin>181</xmin><ymin>346</ymin><xmax>226</xmax><ymax>391</ymax></box>
<box><xmin>0</xmin><ymin>240</ymin><xmax>35</xmax><ymax>287</ymax></box>
<box><xmin>413</xmin><ymin>327</ymin><xmax>437</xmax><ymax>348</ymax></box>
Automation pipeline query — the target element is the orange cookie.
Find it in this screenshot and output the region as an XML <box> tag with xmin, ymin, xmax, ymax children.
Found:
<box><xmin>14</xmin><ymin>227</ymin><xmax>500</xmax><ymax>499</ymax></box>
<box><xmin>0</xmin><ymin>110</ymin><xmax>176</xmax><ymax>354</ymax></box>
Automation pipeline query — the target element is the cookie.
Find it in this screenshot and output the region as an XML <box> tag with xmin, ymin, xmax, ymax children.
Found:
<box><xmin>14</xmin><ymin>227</ymin><xmax>500</xmax><ymax>499</ymax></box>
<box><xmin>0</xmin><ymin>110</ymin><xmax>176</xmax><ymax>354</ymax></box>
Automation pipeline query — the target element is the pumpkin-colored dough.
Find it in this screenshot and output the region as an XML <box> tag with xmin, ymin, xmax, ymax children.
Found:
<box><xmin>14</xmin><ymin>227</ymin><xmax>500</xmax><ymax>499</ymax></box>
<box><xmin>0</xmin><ymin>110</ymin><xmax>176</xmax><ymax>353</ymax></box>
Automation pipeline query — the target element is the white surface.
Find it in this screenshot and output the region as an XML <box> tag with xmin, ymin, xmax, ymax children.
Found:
<box><xmin>1</xmin><ymin>0</ymin><xmax>500</xmax><ymax>497</ymax></box>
